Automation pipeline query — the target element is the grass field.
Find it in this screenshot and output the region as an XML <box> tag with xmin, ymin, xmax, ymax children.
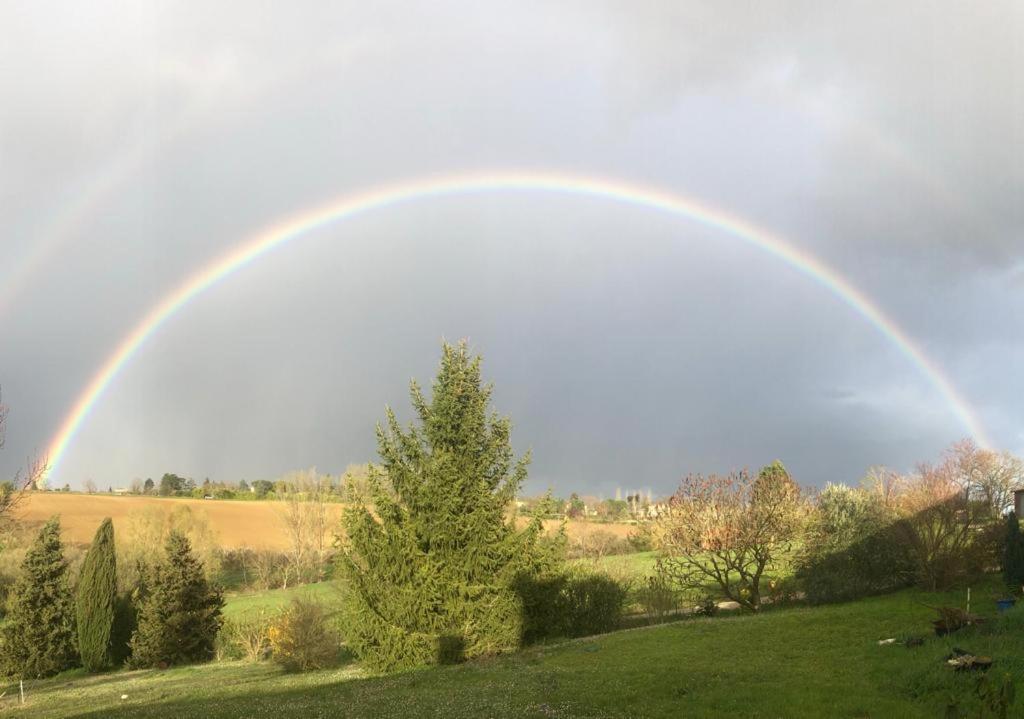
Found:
<box><xmin>17</xmin><ymin>493</ymin><xmax>635</xmax><ymax>550</ymax></box>
<box><xmin>585</xmin><ymin>550</ymin><xmax>659</xmax><ymax>577</ymax></box>
<box><xmin>5</xmin><ymin>579</ymin><xmax>1020</xmax><ymax>718</ymax></box>
<box><xmin>223</xmin><ymin>581</ymin><xmax>343</xmax><ymax>619</ymax></box>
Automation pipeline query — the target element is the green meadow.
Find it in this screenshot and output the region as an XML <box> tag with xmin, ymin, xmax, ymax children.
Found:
<box><xmin>4</xmin><ymin>578</ymin><xmax>1020</xmax><ymax>718</ymax></box>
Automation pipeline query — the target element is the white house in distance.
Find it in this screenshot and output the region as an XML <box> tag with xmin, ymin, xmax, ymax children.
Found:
<box><xmin>1015</xmin><ymin>488</ymin><xmax>1024</xmax><ymax>517</ymax></box>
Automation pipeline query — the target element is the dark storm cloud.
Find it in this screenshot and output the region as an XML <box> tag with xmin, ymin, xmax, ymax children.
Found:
<box><xmin>596</xmin><ymin>0</ymin><xmax>1024</xmax><ymax>265</ymax></box>
<box><xmin>1</xmin><ymin>1</ymin><xmax>1020</xmax><ymax>493</ymax></box>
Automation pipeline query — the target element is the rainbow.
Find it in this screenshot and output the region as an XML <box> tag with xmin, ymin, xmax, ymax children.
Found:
<box><xmin>44</xmin><ymin>170</ymin><xmax>992</xmax><ymax>480</ymax></box>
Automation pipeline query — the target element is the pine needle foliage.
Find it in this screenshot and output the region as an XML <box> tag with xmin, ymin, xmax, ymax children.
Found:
<box><xmin>0</xmin><ymin>516</ymin><xmax>78</xmax><ymax>678</ymax></box>
<box><xmin>338</xmin><ymin>341</ymin><xmax>557</xmax><ymax>672</ymax></box>
<box><xmin>76</xmin><ymin>517</ymin><xmax>118</xmax><ymax>671</ymax></box>
<box><xmin>128</xmin><ymin>531</ymin><xmax>224</xmax><ymax>668</ymax></box>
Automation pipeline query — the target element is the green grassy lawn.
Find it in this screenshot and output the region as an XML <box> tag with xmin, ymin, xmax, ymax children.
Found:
<box><xmin>584</xmin><ymin>550</ymin><xmax>660</xmax><ymax>577</ymax></box>
<box><xmin>222</xmin><ymin>581</ymin><xmax>343</xmax><ymax>619</ymax></box>
<box><xmin>4</xmin><ymin>579</ymin><xmax>1020</xmax><ymax>718</ymax></box>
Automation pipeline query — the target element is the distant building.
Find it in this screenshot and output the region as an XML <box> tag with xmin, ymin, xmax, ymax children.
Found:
<box><xmin>113</xmin><ymin>487</ymin><xmax>129</xmax><ymax>495</ymax></box>
<box><xmin>1015</xmin><ymin>489</ymin><xmax>1024</xmax><ymax>517</ymax></box>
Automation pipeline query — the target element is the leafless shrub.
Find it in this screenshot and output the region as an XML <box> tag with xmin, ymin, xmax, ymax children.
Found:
<box><xmin>221</xmin><ymin>609</ymin><xmax>274</xmax><ymax>662</ymax></box>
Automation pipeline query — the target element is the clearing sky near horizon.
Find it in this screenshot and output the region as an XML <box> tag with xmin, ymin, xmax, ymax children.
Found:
<box><xmin>1</xmin><ymin>1</ymin><xmax>1021</xmax><ymax>494</ymax></box>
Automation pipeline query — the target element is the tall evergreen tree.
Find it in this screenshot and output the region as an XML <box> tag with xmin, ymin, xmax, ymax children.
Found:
<box><xmin>1003</xmin><ymin>511</ymin><xmax>1024</xmax><ymax>590</ymax></box>
<box><xmin>128</xmin><ymin>531</ymin><xmax>224</xmax><ymax>668</ymax></box>
<box><xmin>338</xmin><ymin>341</ymin><xmax>557</xmax><ymax>672</ymax></box>
<box><xmin>76</xmin><ymin>517</ymin><xmax>117</xmax><ymax>671</ymax></box>
<box><xmin>0</xmin><ymin>516</ymin><xmax>78</xmax><ymax>677</ymax></box>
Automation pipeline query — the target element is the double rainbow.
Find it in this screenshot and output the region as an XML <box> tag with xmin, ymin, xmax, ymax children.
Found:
<box><xmin>44</xmin><ymin>171</ymin><xmax>991</xmax><ymax>479</ymax></box>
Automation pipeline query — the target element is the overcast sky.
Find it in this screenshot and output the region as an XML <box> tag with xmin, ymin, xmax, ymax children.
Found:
<box><xmin>1</xmin><ymin>1</ymin><xmax>1021</xmax><ymax>496</ymax></box>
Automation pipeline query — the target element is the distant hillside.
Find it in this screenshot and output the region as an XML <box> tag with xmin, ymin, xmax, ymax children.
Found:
<box><xmin>16</xmin><ymin>493</ymin><xmax>634</xmax><ymax>549</ymax></box>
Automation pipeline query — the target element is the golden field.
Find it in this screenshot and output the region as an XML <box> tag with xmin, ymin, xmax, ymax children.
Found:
<box><xmin>17</xmin><ymin>493</ymin><xmax>339</xmax><ymax>550</ymax></box>
<box><xmin>16</xmin><ymin>492</ymin><xmax>634</xmax><ymax>550</ymax></box>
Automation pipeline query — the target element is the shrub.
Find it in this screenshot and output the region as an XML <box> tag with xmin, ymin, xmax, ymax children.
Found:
<box><xmin>634</xmin><ymin>573</ymin><xmax>678</xmax><ymax>620</ymax></box>
<box><xmin>627</xmin><ymin>524</ymin><xmax>654</xmax><ymax>552</ymax></box>
<box><xmin>562</xmin><ymin>571</ymin><xmax>627</xmax><ymax>636</ymax></box>
<box><xmin>76</xmin><ymin>518</ymin><xmax>117</xmax><ymax>672</ymax></box>
<box><xmin>795</xmin><ymin>484</ymin><xmax>915</xmax><ymax>604</ymax></box>
<box><xmin>0</xmin><ymin>517</ymin><xmax>78</xmax><ymax>678</ymax></box>
<box><xmin>220</xmin><ymin>610</ymin><xmax>274</xmax><ymax>662</ymax></box>
<box><xmin>516</xmin><ymin>568</ymin><xmax>627</xmax><ymax>642</ymax></box>
<box><xmin>129</xmin><ymin>531</ymin><xmax>224</xmax><ymax>668</ymax></box>
<box><xmin>896</xmin><ymin>454</ymin><xmax>988</xmax><ymax>590</ymax></box>
<box><xmin>268</xmin><ymin>599</ymin><xmax>339</xmax><ymax>671</ymax></box>
<box><xmin>568</xmin><ymin>529</ymin><xmax>633</xmax><ymax>560</ymax></box>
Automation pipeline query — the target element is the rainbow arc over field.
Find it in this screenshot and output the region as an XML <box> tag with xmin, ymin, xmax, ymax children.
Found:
<box><xmin>44</xmin><ymin>170</ymin><xmax>992</xmax><ymax>480</ymax></box>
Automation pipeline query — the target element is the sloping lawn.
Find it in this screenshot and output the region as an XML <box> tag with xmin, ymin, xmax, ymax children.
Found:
<box><xmin>3</xmin><ymin>581</ymin><xmax>1020</xmax><ymax>718</ymax></box>
<box><xmin>222</xmin><ymin>581</ymin><xmax>343</xmax><ymax>619</ymax></box>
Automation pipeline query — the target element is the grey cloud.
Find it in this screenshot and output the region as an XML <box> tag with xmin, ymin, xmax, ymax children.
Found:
<box><xmin>1</xmin><ymin>1</ymin><xmax>1020</xmax><ymax>493</ymax></box>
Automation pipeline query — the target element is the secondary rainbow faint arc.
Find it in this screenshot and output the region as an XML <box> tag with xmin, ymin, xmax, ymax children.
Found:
<box><xmin>44</xmin><ymin>170</ymin><xmax>992</xmax><ymax>479</ymax></box>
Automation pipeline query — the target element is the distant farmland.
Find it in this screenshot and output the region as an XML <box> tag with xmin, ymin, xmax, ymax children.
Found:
<box><xmin>17</xmin><ymin>493</ymin><xmax>338</xmax><ymax>550</ymax></box>
<box><xmin>16</xmin><ymin>493</ymin><xmax>635</xmax><ymax>549</ymax></box>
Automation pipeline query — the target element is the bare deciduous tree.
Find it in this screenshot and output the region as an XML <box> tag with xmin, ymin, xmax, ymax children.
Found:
<box><xmin>278</xmin><ymin>468</ymin><xmax>330</xmax><ymax>586</ymax></box>
<box><xmin>118</xmin><ymin>504</ymin><xmax>222</xmax><ymax>592</ymax></box>
<box><xmin>1</xmin><ymin>388</ymin><xmax>48</xmax><ymax>538</ymax></box>
<box><xmin>657</xmin><ymin>467</ymin><xmax>805</xmax><ymax>611</ymax></box>
<box><xmin>247</xmin><ymin>548</ymin><xmax>286</xmax><ymax>590</ymax></box>
<box><xmin>949</xmin><ymin>439</ymin><xmax>1023</xmax><ymax>518</ymax></box>
<box><xmin>861</xmin><ymin>465</ymin><xmax>904</xmax><ymax>509</ymax></box>
<box><xmin>895</xmin><ymin>455</ymin><xmax>979</xmax><ymax>590</ymax></box>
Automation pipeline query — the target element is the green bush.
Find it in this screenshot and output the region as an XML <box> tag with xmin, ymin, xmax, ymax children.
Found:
<box><xmin>627</xmin><ymin>524</ymin><xmax>654</xmax><ymax>552</ymax></box>
<box><xmin>516</xmin><ymin>569</ymin><xmax>627</xmax><ymax>642</ymax></box>
<box><xmin>634</xmin><ymin>573</ymin><xmax>678</xmax><ymax>620</ymax></box>
<box><xmin>268</xmin><ymin>599</ymin><xmax>339</xmax><ymax>671</ymax></box>
<box><xmin>795</xmin><ymin>484</ymin><xmax>915</xmax><ymax>604</ymax></box>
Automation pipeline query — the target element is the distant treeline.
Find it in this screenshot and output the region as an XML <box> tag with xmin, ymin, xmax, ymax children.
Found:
<box><xmin>55</xmin><ymin>465</ymin><xmax>374</xmax><ymax>502</ymax></box>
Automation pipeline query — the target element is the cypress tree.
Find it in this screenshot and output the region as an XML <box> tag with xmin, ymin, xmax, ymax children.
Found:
<box><xmin>338</xmin><ymin>341</ymin><xmax>557</xmax><ymax>672</ymax></box>
<box><xmin>76</xmin><ymin>517</ymin><xmax>117</xmax><ymax>671</ymax></box>
<box><xmin>0</xmin><ymin>516</ymin><xmax>78</xmax><ymax>677</ymax></box>
<box><xmin>1004</xmin><ymin>511</ymin><xmax>1024</xmax><ymax>590</ymax></box>
<box><xmin>128</xmin><ymin>531</ymin><xmax>224</xmax><ymax>668</ymax></box>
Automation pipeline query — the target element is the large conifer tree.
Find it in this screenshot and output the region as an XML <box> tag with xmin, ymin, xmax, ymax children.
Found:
<box><xmin>1004</xmin><ymin>511</ymin><xmax>1024</xmax><ymax>590</ymax></box>
<box><xmin>338</xmin><ymin>341</ymin><xmax>554</xmax><ymax>671</ymax></box>
<box><xmin>128</xmin><ymin>531</ymin><xmax>223</xmax><ymax>667</ymax></box>
<box><xmin>0</xmin><ymin>516</ymin><xmax>78</xmax><ymax>677</ymax></box>
<box><xmin>76</xmin><ymin>517</ymin><xmax>117</xmax><ymax>671</ymax></box>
